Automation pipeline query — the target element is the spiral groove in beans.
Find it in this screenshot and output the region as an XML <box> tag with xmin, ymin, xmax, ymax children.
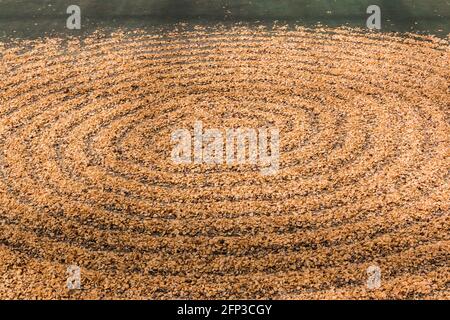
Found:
<box><xmin>0</xmin><ymin>25</ymin><xmax>448</xmax><ymax>299</ymax></box>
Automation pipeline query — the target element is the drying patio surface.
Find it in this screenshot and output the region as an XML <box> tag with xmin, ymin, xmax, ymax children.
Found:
<box><xmin>0</xmin><ymin>25</ymin><xmax>448</xmax><ymax>299</ymax></box>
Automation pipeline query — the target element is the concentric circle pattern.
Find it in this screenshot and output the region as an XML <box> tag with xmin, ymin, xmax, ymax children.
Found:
<box><xmin>0</xmin><ymin>26</ymin><xmax>449</xmax><ymax>299</ymax></box>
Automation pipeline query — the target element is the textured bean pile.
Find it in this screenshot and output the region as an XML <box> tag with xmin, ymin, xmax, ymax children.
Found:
<box><xmin>0</xmin><ymin>26</ymin><xmax>449</xmax><ymax>299</ymax></box>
